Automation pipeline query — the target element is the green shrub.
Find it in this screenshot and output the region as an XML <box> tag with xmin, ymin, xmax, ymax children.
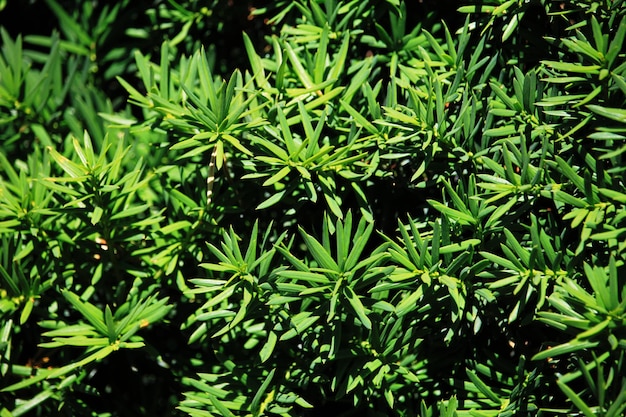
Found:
<box><xmin>1</xmin><ymin>0</ymin><xmax>626</xmax><ymax>416</ymax></box>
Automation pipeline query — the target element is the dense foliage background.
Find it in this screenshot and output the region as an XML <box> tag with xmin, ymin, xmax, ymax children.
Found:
<box><xmin>1</xmin><ymin>0</ymin><xmax>626</xmax><ymax>416</ymax></box>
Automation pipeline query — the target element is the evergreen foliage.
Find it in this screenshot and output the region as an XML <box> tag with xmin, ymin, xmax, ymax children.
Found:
<box><xmin>1</xmin><ymin>0</ymin><xmax>626</xmax><ymax>416</ymax></box>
